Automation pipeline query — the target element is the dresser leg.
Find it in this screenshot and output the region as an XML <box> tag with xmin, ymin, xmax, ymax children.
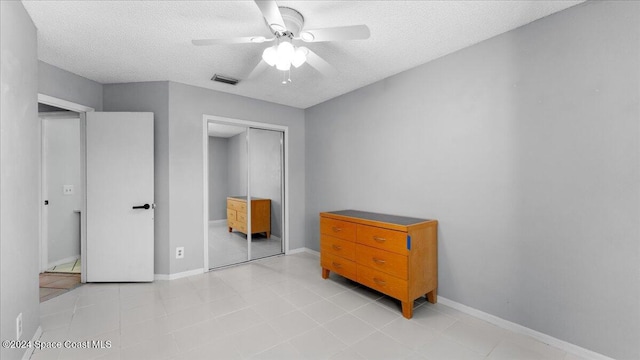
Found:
<box><xmin>266</xmin><ymin>231</ymin><xmax>270</xmax><ymax>238</ymax></box>
<box><xmin>426</xmin><ymin>289</ymin><xmax>437</xmax><ymax>304</ymax></box>
<box><xmin>228</xmin><ymin>227</ymin><xmax>232</xmax><ymax>232</ymax></box>
<box><xmin>401</xmin><ymin>302</ymin><xmax>413</xmax><ymax>319</ymax></box>
<box><xmin>322</xmin><ymin>268</ymin><xmax>330</xmax><ymax>279</ymax></box>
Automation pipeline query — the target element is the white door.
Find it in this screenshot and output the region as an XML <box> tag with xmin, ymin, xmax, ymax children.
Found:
<box><xmin>86</xmin><ymin>112</ymin><xmax>154</xmax><ymax>282</ymax></box>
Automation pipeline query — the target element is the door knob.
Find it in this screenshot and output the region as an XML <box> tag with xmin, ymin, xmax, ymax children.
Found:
<box><xmin>132</xmin><ymin>204</ymin><xmax>151</xmax><ymax>209</ymax></box>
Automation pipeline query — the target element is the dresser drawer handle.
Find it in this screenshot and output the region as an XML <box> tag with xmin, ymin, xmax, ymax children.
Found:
<box><xmin>332</xmin><ymin>245</ymin><xmax>342</xmax><ymax>251</ymax></box>
<box><xmin>332</xmin><ymin>262</ymin><xmax>342</xmax><ymax>268</ymax></box>
<box><xmin>373</xmin><ymin>236</ymin><xmax>386</xmax><ymax>243</ymax></box>
<box><xmin>332</xmin><ymin>226</ymin><xmax>342</xmax><ymax>232</ymax></box>
<box><xmin>372</xmin><ymin>258</ymin><xmax>386</xmax><ymax>265</ymax></box>
<box><xmin>373</xmin><ymin>278</ymin><xmax>386</xmax><ymax>286</ymax></box>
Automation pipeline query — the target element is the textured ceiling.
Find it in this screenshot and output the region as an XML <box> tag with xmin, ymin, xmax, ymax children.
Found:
<box><xmin>23</xmin><ymin>0</ymin><xmax>583</xmax><ymax>109</ymax></box>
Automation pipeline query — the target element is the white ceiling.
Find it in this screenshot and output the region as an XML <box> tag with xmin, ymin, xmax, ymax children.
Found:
<box><xmin>23</xmin><ymin>0</ymin><xmax>583</xmax><ymax>109</ymax></box>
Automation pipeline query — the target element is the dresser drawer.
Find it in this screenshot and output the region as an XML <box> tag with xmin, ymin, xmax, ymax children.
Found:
<box><xmin>356</xmin><ymin>244</ymin><xmax>407</xmax><ymax>280</ymax></box>
<box><xmin>321</xmin><ymin>252</ymin><xmax>356</xmax><ymax>280</ymax></box>
<box><xmin>321</xmin><ymin>235</ymin><xmax>356</xmax><ymax>260</ymax></box>
<box><xmin>227</xmin><ymin>209</ymin><xmax>236</xmax><ymax>221</ymax></box>
<box><xmin>357</xmin><ymin>225</ymin><xmax>407</xmax><ymax>255</ymax></box>
<box><xmin>227</xmin><ymin>199</ymin><xmax>247</xmax><ymax>213</ymax></box>
<box><xmin>357</xmin><ymin>265</ymin><xmax>407</xmax><ymax>301</ymax></box>
<box><xmin>237</xmin><ymin>212</ymin><xmax>247</xmax><ymax>223</ymax></box>
<box><xmin>320</xmin><ymin>217</ymin><xmax>356</xmax><ymax>242</ymax></box>
<box><xmin>228</xmin><ymin>219</ymin><xmax>247</xmax><ymax>233</ymax></box>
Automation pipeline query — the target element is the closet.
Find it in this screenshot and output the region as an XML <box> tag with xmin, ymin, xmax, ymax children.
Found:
<box><xmin>207</xmin><ymin>123</ymin><xmax>284</xmax><ymax>268</ymax></box>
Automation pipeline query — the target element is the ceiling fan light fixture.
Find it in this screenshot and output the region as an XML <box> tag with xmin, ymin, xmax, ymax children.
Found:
<box><xmin>276</xmin><ymin>57</ymin><xmax>292</xmax><ymax>71</ymax></box>
<box><xmin>262</xmin><ymin>46</ymin><xmax>278</xmax><ymax>66</ymax></box>
<box><xmin>291</xmin><ymin>47</ymin><xmax>307</xmax><ymax>68</ymax></box>
<box><xmin>300</xmin><ymin>31</ymin><xmax>314</xmax><ymax>42</ymax></box>
<box><xmin>274</xmin><ymin>40</ymin><xmax>294</xmax><ymax>70</ymax></box>
<box><xmin>192</xmin><ymin>2</ymin><xmax>370</xmax><ymax>83</ymax></box>
<box><xmin>276</xmin><ymin>41</ymin><xmax>294</xmax><ymax>59</ymax></box>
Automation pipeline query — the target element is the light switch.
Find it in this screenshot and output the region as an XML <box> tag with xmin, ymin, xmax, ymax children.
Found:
<box><xmin>63</xmin><ymin>185</ymin><xmax>74</xmax><ymax>195</ymax></box>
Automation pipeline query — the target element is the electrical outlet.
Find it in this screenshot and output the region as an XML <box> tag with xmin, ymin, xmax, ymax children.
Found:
<box><xmin>176</xmin><ymin>247</ymin><xmax>184</xmax><ymax>259</ymax></box>
<box><xmin>16</xmin><ymin>313</ymin><xmax>22</xmax><ymax>340</ymax></box>
<box><xmin>63</xmin><ymin>185</ymin><xmax>74</xmax><ymax>195</ymax></box>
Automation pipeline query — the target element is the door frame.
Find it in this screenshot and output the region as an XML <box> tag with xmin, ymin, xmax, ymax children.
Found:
<box><xmin>39</xmin><ymin>111</ymin><xmax>81</xmax><ymax>273</ymax></box>
<box><xmin>38</xmin><ymin>94</ymin><xmax>94</xmax><ymax>283</ymax></box>
<box><xmin>202</xmin><ymin>115</ymin><xmax>290</xmax><ymax>270</ymax></box>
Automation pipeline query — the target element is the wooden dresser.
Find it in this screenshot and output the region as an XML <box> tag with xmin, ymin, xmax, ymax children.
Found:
<box><xmin>320</xmin><ymin>210</ymin><xmax>438</xmax><ymax>319</ymax></box>
<box><xmin>227</xmin><ymin>197</ymin><xmax>271</xmax><ymax>238</ymax></box>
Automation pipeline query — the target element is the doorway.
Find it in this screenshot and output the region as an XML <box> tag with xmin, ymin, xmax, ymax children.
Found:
<box><xmin>38</xmin><ymin>95</ymin><xmax>155</xmax><ymax>284</ymax></box>
<box><xmin>40</xmin><ymin>108</ymin><xmax>82</xmax><ymax>273</ymax></box>
<box><xmin>39</xmin><ymin>106</ymin><xmax>83</xmax><ymax>301</ymax></box>
<box><xmin>38</xmin><ymin>94</ymin><xmax>94</xmax><ymax>287</ymax></box>
<box><xmin>203</xmin><ymin>116</ymin><xmax>289</xmax><ymax>270</ymax></box>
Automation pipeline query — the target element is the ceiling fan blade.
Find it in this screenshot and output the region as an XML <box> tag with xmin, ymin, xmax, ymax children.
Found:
<box><xmin>192</xmin><ymin>37</ymin><xmax>273</xmax><ymax>46</ymax></box>
<box><xmin>254</xmin><ymin>0</ymin><xmax>286</xmax><ymax>33</ymax></box>
<box><xmin>300</xmin><ymin>25</ymin><xmax>370</xmax><ymax>42</ymax></box>
<box><xmin>248</xmin><ymin>59</ymin><xmax>270</xmax><ymax>79</ymax></box>
<box><xmin>299</xmin><ymin>47</ymin><xmax>337</xmax><ymax>77</ymax></box>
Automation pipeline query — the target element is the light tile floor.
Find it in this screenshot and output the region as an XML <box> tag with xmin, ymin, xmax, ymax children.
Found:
<box><xmin>32</xmin><ymin>252</ymin><xmax>589</xmax><ymax>360</ymax></box>
<box><xmin>209</xmin><ymin>221</ymin><xmax>283</xmax><ymax>269</ymax></box>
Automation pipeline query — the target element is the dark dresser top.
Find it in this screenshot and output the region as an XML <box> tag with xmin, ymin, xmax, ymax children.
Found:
<box><xmin>324</xmin><ymin>210</ymin><xmax>431</xmax><ymax>226</ymax></box>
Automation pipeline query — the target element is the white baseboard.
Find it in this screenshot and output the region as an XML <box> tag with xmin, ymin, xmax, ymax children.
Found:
<box><xmin>154</xmin><ymin>268</ymin><xmax>204</xmax><ymax>281</ymax></box>
<box><xmin>47</xmin><ymin>255</ymin><xmax>80</xmax><ymax>269</ymax></box>
<box><xmin>286</xmin><ymin>247</ymin><xmax>306</xmax><ymax>255</ymax></box>
<box><xmin>286</xmin><ymin>247</ymin><xmax>320</xmax><ymax>257</ymax></box>
<box><xmin>304</xmin><ymin>248</ymin><xmax>320</xmax><ymax>257</ymax></box>
<box><xmin>22</xmin><ymin>326</ymin><xmax>42</xmax><ymax>360</ymax></box>
<box><xmin>209</xmin><ymin>219</ymin><xmax>226</xmax><ymax>225</ymax></box>
<box><xmin>438</xmin><ymin>297</ymin><xmax>614</xmax><ymax>360</ymax></box>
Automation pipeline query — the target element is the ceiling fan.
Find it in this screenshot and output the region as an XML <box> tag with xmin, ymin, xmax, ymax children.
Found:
<box><xmin>192</xmin><ymin>0</ymin><xmax>370</xmax><ymax>84</ymax></box>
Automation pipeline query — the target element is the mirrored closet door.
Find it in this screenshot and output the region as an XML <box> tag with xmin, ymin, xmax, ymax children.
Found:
<box><xmin>247</xmin><ymin>128</ymin><xmax>284</xmax><ymax>261</ymax></box>
<box><xmin>207</xmin><ymin>122</ymin><xmax>284</xmax><ymax>269</ymax></box>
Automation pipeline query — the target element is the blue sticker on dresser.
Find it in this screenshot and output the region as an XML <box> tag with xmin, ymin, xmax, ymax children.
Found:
<box><xmin>407</xmin><ymin>235</ymin><xmax>411</xmax><ymax>250</ymax></box>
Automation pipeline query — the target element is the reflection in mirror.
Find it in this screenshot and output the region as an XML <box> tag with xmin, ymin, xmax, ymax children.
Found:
<box><xmin>248</xmin><ymin>128</ymin><xmax>284</xmax><ymax>260</ymax></box>
<box><xmin>208</xmin><ymin>123</ymin><xmax>249</xmax><ymax>268</ymax></box>
<box><xmin>207</xmin><ymin>122</ymin><xmax>284</xmax><ymax>269</ymax></box>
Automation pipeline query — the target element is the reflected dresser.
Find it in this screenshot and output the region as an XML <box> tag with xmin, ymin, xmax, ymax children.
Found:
<box><xmin>227</xmin><ymin>196</ymin><xmax>271</xmax><ymax>238</ymax></box>
<box><xmin>320</xmin><ymin>210</ymin><xmax>438</xmax><ymax>319</ymax></box>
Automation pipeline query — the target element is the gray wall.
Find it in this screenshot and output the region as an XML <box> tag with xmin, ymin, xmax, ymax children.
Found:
<box><xmin>208</xmin><ymin>136</ymin><xmax>229</xmax><ymax>221</ymax></box>
<box><xmin>43</xmin><ymin>117</ymin><xmax>81</xmax><ymax>265</ymax></box>
<box><xmin>39</xmin><ymin>61</ymin><xmax>103</xmax><ymax>111</ymax></box>
<box><xmin>168</xmin><ymin>81</ymin><xmax>305</xmax><ymax>274</ymax></box>
<box><xmin>305</xmin><ymin>1</ymin><xmax>639</xmax><ymax>359</ymax></box>
<box><xmin>0</xmin><ymin>2</ymin><xmax>41</xmax><ymax>359</ymax></box>
<box><xmin>103</xmin><ymin>82</ymin><xmax>171</xmax><ymax>275</ymax></box>
<box><xmin>104</xmin><ymin>81</ymin><xmax>305</xmax><ymax>275</ymax></box>
<box><xmin>249</xmin><ymin>128</ymin><xmax>283</xmax><ymax>238</ymax></box>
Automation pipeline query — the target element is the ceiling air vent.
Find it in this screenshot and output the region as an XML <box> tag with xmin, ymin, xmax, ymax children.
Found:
<box><xmin>211</xmin><ymin>74</ymin><xmax>239</xmax><ymax>85</ymax></box>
